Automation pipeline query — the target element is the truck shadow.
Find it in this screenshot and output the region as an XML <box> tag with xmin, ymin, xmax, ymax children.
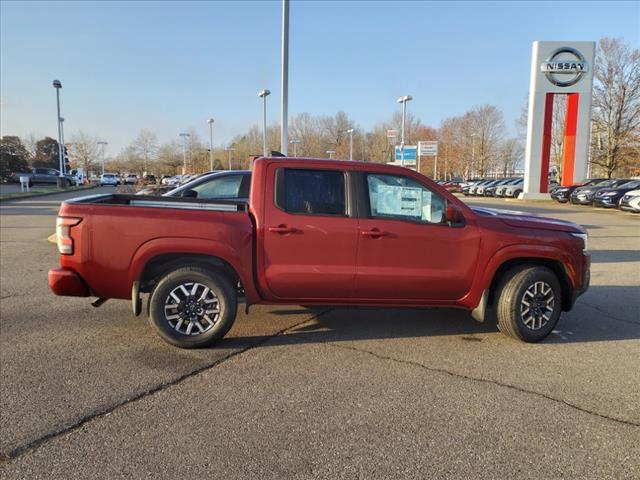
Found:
<box><xmin>254</xmin><ymin>285</ymin><xmax>639</xmax><ymax>346</ymax></box>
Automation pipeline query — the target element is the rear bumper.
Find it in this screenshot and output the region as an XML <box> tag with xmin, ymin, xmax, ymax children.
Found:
<box><xmin>48</xmin><ymin>268</ymin><xmax>90</xmax><ymax>297</ymax></box>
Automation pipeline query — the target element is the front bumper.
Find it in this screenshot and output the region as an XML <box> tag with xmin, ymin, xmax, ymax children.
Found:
<box><xmin>570</xmin><ymin>194</ymin><xmax>593</xmax><ymax>205</ymax></box>
<box><xmin>49</xmin><ymin>268</ymin><xmax>90</xmax><ymax>297</ymax></box>
<box><xmin>593</xmin><ymin>197</ymin><xmax>619</xmax><ymax>208</ymax></box>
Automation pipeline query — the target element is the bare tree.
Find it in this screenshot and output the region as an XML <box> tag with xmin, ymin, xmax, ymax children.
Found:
<box><xmin>69</xmin><ymin>131</ymin><xmax>99</xmax><ymax>173</ymax></box>
<box><xmin>465</xmin><ymin>105</ymin><xmax>506</xmax><ymax>176</ymax></box>
<box><xmin>130</xmin><ymin>130</ymin><xmax>159</xmax><ymax>173</ymax></box>
<box><xmin>500</xmin><ymin>138</ymin><xmax>524</xmax><ymax>176</ymax></box>
<box><xmin>591</xmin><ymin>37</ymin><xmax>640</xmax><ymax>178</ymax></box>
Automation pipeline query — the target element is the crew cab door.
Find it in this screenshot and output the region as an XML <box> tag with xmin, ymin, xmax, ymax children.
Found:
<box><xmin>260</xmin><ymin>166</ymin><xmax>358</xmax><ymax>299</ymax></box>
<box><xmin>355</xmin><ymin>172</ymin><xmax>481</xmax><ymax>301</ymax></box>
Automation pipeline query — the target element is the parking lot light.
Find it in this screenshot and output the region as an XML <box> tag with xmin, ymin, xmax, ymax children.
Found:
<box><xmin>52</xmin><ymin>80</ymin><xmax>65</xmax><ymax>184</ymax></box>
<box><xmin>397</xmin><ymin>95</ymin><xmax>412</xmax><ymax>168</ymax></box>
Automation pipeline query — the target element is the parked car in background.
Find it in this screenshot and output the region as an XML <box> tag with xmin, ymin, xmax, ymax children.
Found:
<box><xmin>124</xmin><ymin>174</ymin><xmax>138</xmax><ymax>185</ymax></box>
<box><xmin>9</xmin><ymin>168</ymin><xmax>78</xmax><ymax>187</ymax></box>
<box><xmin>619</xmin><ymin>189</ymin><xmax>640</xmax><ymax>213</ymax></box>
<box><xmin>504</xmin><ymin>180</ymin><xmax>524</xmax><ymax>198</ymax></box>
<box><xmin>468</xmin><ymin>179</ymin><xmax>492</xmax><ymax>196</ymax></box>
<box><xmin>569</xmin><ymin>179</ymin><xmax>631</xmax><ymax>205</ymax></box>
<box><xmin>495</xmin><ymin>178</ymin><xmax>523</xmax><ymax>197</ymax></box>
<box><xmin>160</xmin><ymin>175</ymin><xmax>172</xmax><ymax>185</ymax></box>
<box><xmin>484</xmin><ymin>178</ymin><xmax>514</xmax><ymax>197</ymax></box>
<box><xmin>164</xmin><ymin>170</ymin><xmax>251</xmax><ymax>200</ymax></box>
<box><xmin>142</xmin><ymin>174</ymin><xmax>157</xmax><ymax>185</ymax></box>
<box><xmin>99</xmin><ymin>173</ymin><xmax>119</xmax><ymax>187</ymax></box>
<box><xmin>593</xmin><ymin>180</ymin><xmax>640</xmax><ymax>208</ymax></box>
<box><xmin>551</xmin><ymin>179</ymin><xmax>606</xmax><ymax>203</ymax></box>
<box><xmin>476</xmin><ymin>179</ymin><xmax>500</xmax><ymax>196</ymax></box>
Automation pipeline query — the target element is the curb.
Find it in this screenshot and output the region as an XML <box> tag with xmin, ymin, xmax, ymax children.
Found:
<box><xmin>0</xmin><ymin>185</ymin><xmax>98</xmax><ymax>203</ymax></box>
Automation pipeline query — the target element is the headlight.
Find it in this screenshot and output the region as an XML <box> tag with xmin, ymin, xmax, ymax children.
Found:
<box><xmin>570</xmin><ymin>233</ymin><xmax>588</xmax><ymax>253</ymax></box>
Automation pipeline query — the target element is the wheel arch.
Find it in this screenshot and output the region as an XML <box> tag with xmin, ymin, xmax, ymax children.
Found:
<box><xmin>487</xmin><ymin>257</ymin><xmax>573</xmax><ymax>312</ymax></box>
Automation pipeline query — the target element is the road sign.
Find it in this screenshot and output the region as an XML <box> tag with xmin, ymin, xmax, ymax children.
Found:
<box><xmin>394</xmin><ymin>145</ymin><xmax>417</xmax><ymax>165</ymax></box>
<box><xmin>418</xmin><ymin>140</ymin><xmax>438</xmax><ymax>156</ymax></box>
<box><xmin>386</xmin><ymin>129</ymin><xmax>398</xmax><ymax>139</ymax></box>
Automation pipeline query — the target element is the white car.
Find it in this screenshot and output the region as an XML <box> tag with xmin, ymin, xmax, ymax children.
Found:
<box><xmin>99</xmin><ymin>173</ymin><xmax>119</xmax><ymax>186</ymax></box>
<box><xmin>619</xmin><ymin>189</ymin><xmax>640</xmax><ymax>212</ymax></box>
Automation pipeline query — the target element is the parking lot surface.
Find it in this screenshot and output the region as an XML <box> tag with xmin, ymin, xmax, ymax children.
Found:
<box><xmin>0</xmin><ymin>190</ymin><xmax>638</xmax><ymax>478</ymax></box>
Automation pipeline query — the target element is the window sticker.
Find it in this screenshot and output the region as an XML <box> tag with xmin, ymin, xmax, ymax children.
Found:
<box><xmin>377</xmin><ymin>185</ymin><xmax>423</xmax><ymax>218</ymax></box>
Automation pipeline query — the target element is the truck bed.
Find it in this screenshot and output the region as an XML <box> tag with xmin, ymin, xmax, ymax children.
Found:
<box><xmin>58</xmin><ymin>193</ymin><xmax>254</xmax><ymax>300</ymax></box>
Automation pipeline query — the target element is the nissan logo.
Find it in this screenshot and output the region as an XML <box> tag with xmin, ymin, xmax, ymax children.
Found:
<box><xmin>541</xmin><ymin>47</ymin><xmax>588</xmax><ymax>87</ymax></box>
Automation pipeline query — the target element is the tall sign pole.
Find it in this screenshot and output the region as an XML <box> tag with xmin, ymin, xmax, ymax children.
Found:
<box><xmin>280</xmin><ymin>0</ymin><xmax>289</xmax><ymax>155</ymax></box>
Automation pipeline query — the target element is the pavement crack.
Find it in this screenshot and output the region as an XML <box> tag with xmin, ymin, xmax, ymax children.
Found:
<box><xmin>0</xmin><ymin>311</ymin><xmax>325</xmax><ymax>464</ymax></box>
<box><xmin>302</xmin><ymin>336</ymin><xmax>640</xmax><ymax>429</ymax></box>
<box><xmin>579</xmin><ymin>300</ymin><xmax>640</xmax><ymax>326</ymax></box>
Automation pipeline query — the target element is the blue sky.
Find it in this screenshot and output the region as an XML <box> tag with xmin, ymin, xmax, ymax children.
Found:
<box><xmin>1</xmin><ymin>0</ymin><xmax>638</xmax><ymax>155</ymax></box>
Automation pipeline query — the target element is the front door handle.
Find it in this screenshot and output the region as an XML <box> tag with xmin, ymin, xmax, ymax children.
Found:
<box><xmin>361</xmin><ymin>228</ymin><xmax>389</xmax><ymax>238</ymax></box>
<box><xmin>268</xmin><ymin>225</ymin><xmax>299</xmax><ymax>234</ymax></box>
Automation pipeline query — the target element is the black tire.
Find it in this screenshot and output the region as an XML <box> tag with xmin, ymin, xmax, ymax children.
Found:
<box><xmin>512</xmin><ymin>190</ymin><xmax>522</xmax><ymax>198</ymax></box>
<box><xmin>495</xmin><ymin>266</ymin><xmax>562</xmax><ymax>342</ymax></box>
<box><xmin>28</xmin><ymin>180</ymin><xmax>33</xmax><ymax>188</ymax></box>
<box><xmin>66</xmin><ymin>179</ymin><xmax>73</xmax><ymax>187</ymax></box>
<box><xmin>149</xmin><ymin>266</ymin><xmax>237</xmax><ymax>348</ymax></box>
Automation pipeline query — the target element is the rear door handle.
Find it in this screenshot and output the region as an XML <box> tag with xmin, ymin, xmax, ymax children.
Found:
<box><xmin>361</xmin><ymin>228</ymin><xmax>389</xmax><ymax>238</ymax></box>
<box><xmin>268</xmin><ymin>225</ymin><xmax>299</xmax><ymax>234</ymax></box>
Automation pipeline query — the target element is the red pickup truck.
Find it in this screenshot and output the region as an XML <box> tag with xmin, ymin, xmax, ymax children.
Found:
<box><xmin>49</xmin><ymin>158</ymin><xmax>590</xmax><ymax>347</ymax></box>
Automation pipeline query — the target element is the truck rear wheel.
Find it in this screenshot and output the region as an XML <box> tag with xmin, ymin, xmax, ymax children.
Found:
<box><xmin>149</xmin><ymin>266</ymin><xmax>237</xmax><ymax>348</ymax></box>
<box><xmin>496</xmin><ymin>266</ymin><xmax>561</xmax><ymax>342</ymax></box>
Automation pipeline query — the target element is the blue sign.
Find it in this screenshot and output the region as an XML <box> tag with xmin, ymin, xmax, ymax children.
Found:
<box><xmin>395</xmin><ymin>146</ymin><xmax>417</xmax><ymax>164</ymax></box>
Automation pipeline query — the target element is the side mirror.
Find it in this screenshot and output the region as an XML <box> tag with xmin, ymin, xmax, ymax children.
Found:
<box><xmin>182</xmin><ymin>189</ymin><xmax>198</xmax><ymax>198</ymax></box>
<box><xmin>445</xmin><ymin>204</ymin><xmax>465</xmax><ymax>226</ymax></box>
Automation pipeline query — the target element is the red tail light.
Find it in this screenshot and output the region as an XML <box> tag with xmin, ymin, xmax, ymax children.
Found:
<box><xmin>56</xmin><ymin>217</ymin><xmax>82</xmax><ymax>255</ymax></box>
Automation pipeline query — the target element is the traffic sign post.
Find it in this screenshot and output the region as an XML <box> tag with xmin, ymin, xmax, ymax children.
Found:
<box><xmin>418</xmin><ymin>141</ymin><xmax>439</xmax><ymax>178</ymax></box>
<box><xmin>394</xmin><ymin>146</ymin><xmax>417</xmax><ymax>166</ymax></box>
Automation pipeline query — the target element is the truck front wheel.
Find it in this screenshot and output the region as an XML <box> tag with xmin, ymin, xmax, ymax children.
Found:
<box><xmin>149</xmin><ymin>266</ymin><xmax>237</xmax><ymax>348</ymax></box>
<box><xmin>496</xmin><ymin>266</ymin><xmax>562</xmax><ymax>342</ymax></box>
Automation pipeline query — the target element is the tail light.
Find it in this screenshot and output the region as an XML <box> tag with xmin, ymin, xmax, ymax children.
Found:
<box><xmin>56</xmin><ymin>217</ymin><xmax>82</xmax><ymax>255</ymax></box>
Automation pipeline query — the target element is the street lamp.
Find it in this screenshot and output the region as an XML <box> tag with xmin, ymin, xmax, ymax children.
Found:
<box><xmin>470</xmin><ymin>133</ymin><xmax>477</xmax><ymax>178</ymax></box>
<box><xmin>258</xmin><ymin>89</ymin><xmax>271</xmax><ymax>157</ymax></box>
<box><xmin>52</xmin><ymin>80</ymin><xmax>65</xmax><ymax>186</ymax></box>
<box><xmin>207</xmin><ymin>118</ymin><xmax>214</xmax><ymax>171</ymax></box>
<box><xmin>224</xmin><ymin>146</ymin><xmax>235</xmax><ymax>170</ymax></box>
<box><xmin>326</xmin><ymin>150</ymin><xmax>336</xmax><ymax>159</ymax></box>
<box><xmin>281</xmin><ymin>0</ymin><xmax>289</xmax><ymax>155</ymax></box>
<box><xmin>179</xmin><ymin>133</ymin><xmax>191</xmax><ymax>174</ymax></box>
<box><xmin>290</xmin><ymin>139</ymin><xmax>300</xmax><ymax>157</ymax></box>
<box><xmin>97</xmin><ymin>141</ymin><xmax>108</xmax><ymax>175</ymax></box>
<box><xmin>346</xmin><ymin>128</ymin><xmax>354</xmax><ymax>161</ymax></box>
<box><xmin>397</xmin><ymin>95</ymin><xmax>413</xmax><ymax>168</ymax></box>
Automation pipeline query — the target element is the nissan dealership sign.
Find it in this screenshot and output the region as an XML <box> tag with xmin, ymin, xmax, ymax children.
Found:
<box><xmin>540</xmin><ymin>47</ymin><xmax>589</xmax><ymax>87</ymax></box>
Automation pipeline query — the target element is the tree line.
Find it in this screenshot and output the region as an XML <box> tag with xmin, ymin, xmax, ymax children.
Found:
<box><xmin>2</xmin><ymin>37</ymin><xmax>638</xmax><ymax>182</ymax></box>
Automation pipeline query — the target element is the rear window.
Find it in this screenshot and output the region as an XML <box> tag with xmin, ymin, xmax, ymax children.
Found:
<box><xmin>275</xmin><ymin>168</ymin><xmax>346</xmax><ymax>216</ymax></box>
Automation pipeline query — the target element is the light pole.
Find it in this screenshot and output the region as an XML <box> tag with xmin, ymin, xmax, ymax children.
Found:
<box><xmin>59</xmin><ymin>117</ymin><xmax>66</xmax><ymax>172</ymax></box>
<box><xmin>290</xmin><ymin>139</ymin><xmax>300</xmax><ymax>157</ymax></box>
<box><xmin>281</xmin><ymin>0</ymin><xmax>289</xmax><ymax>154</ymax></box>
<box><xmin>258</xmin><ymin>89</ymin><xmax>271</xmax><ymax>157</ymax></box>
<box><xmin>207</xmin><ymin>118</ymin><xmax>214</xmax><ymax>171</ymax></box>
<box><xmin>397</xmin><ymin>95</ymin><xmax>413</xmax><ymax>168</ymax></box>
<box><xmin>97</xmin><ymin>141</ymin><xmax>108</xmax><ymax>175</ymax></box>
<box><xmin>225</xmin><ymin>146</ymin><xmax>235</xmax><ymax>170</ymax></box>
<box><xmin>52</xmin><ymin>80</ymin><xmax>65</xmax><ymax>186</ymax></box>
<box><xmin>470</xmin><ymin>133</ymin><xmax>477</xmax><ymax>178</ymax></box>
<box><xmin>179</xmin><ymin>133</ymin><xmax>190</xmax><ymax>174</ymax></box>
<box><xmin>346</xmin><ymin>128</ymin><xmax>354</xmax><ymax>161</ymax></box>
<box><xmin>326</xmin><ymin>150</ymin><xmax>335</xmax><ymax>159</ymax></box>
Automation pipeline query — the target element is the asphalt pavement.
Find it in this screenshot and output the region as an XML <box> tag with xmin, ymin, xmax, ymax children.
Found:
<box><xmin>0</xmin><ymin>189</ymin><xmax>638</xmax><ymax>479</ymax></box>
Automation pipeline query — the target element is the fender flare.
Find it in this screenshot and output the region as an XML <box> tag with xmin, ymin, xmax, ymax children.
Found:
<box><xmin>461</xmin><ymin>243</ymin><xmax>573</xmax><ymax>311</ymax></box>
<box><xmin>127</xmin><ymin>237</ymin><xmax>260</xmax><ymax>304</ymax></box>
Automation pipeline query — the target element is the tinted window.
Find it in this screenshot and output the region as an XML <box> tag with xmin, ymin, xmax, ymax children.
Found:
<box><xmin>278</xmin><ymin>168</ymin><xmax>345</xmax><ymax>215</ymax></box>
<box><xmin>190</xmin><ymin>174</ymin><xmax>244</xmax><ymax>199</ymax></box>
<box><xmin>366</xmin><ymin>173</ymin><xmax>445</xmax><ymax>224</ymax></box>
